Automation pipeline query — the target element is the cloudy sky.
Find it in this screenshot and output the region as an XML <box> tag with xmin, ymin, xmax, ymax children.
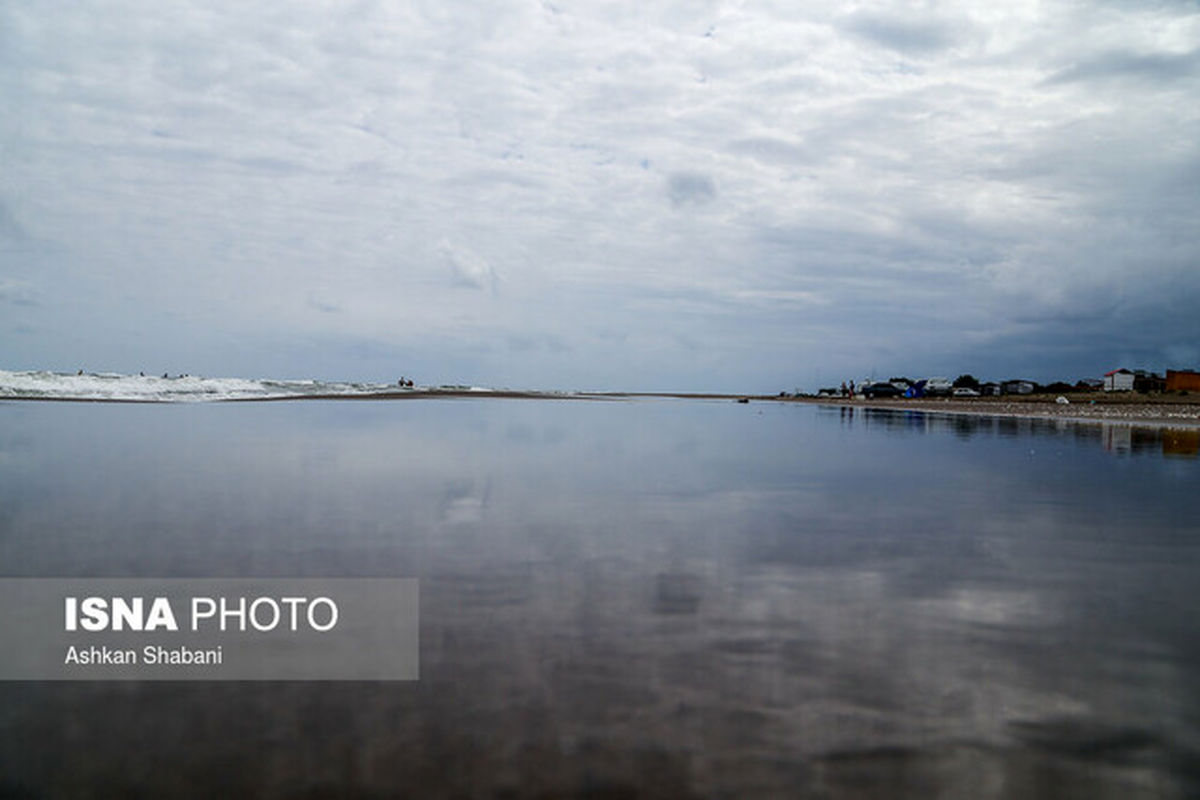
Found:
<box><xmin>2</xmin><ymin>1</ymin><xmax>1198</xmax><ymax>391</ymax></box>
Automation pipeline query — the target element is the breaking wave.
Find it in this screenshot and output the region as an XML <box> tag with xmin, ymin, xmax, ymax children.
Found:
<box><xmin>0</xmin><ymin>370</ymin><xmax>463</xmax><ymax>402</ymax></box>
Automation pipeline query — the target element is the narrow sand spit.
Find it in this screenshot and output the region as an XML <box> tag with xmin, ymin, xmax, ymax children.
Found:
<box><xmin>781</xmin><ymin>395</ymin><xmax>1200</xmax><ymax>428</ymax></box>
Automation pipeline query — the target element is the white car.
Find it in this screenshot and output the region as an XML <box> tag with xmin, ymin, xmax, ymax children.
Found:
<box><xmin>952</xmin><ymin>387</ymin><xmax>980</xmax><ymax>397</ymax></box>
<box><xmin>925</xmin><ymin>377</ymin><xmax>953</xmax><ymax>396</ymax></box>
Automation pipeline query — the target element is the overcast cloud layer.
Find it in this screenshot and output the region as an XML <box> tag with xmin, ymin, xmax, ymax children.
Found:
<box><xmin>2</xmin><ymin>1</ymin><xmax>1198</xmax><ymax>391</ymax></box>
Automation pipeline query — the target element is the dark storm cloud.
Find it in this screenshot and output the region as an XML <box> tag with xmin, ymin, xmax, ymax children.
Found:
<box><xmin>967</xmin><ymin>292</ymin><xmax>1200</xmax><ymax>380</ymax></box>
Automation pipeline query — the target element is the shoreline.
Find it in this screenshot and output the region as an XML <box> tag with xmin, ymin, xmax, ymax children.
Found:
<box><xmin>6</xmin><ymin>390</ymin><xmax>1200</xmax><ymax>428</ymax></box>
<box><xmin>779</xmin><ymin>395</ymin><xmax>1200</xmax><ymax>428</ymax></box>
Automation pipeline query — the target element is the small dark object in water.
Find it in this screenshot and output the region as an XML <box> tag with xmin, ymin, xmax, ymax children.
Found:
<box><xmin>737</xmin><ymin>397</ymin><xmax>750</xmax><ymax>404</ymax></box>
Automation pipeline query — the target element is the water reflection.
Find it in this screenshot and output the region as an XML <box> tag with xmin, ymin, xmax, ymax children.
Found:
<box><xmin>0</xmin><ymin>399</ymin><xmax>1197</xmax><ymax>798</ymax></box>
<box><xmin>822</xmin><ymin>404</ymin><xmax>1199</xmax><ymax>459</ymax></box>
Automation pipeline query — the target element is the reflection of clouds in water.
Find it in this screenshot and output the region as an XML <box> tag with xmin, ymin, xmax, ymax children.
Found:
<box><xmin>441</xmin><ymin>494</ymin><xmax>485</xmax><ymax>525</ymax></box>
<box><xmin>653</xmin><ymin>573</ymin><xmax>703</xmax><ymax>615</ymax></box>
<box><xmin>930</xmin><ymin>588</ymin><xmax>1054</xmax><ymax>627</ymax></box>
<box><xmin>0</xmin><ymin>400</ymin><xmax>1196</xmax><ymax>796</ymax></box>
<box><xmin>440</xmin><ymin>480</ymin><xmax>489</xmax><ymax>526</ymax></box>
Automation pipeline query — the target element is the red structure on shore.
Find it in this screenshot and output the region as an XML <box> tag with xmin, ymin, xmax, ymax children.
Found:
<box><xmin>1166</xmin><ymin>370</ymin><xmax>1200</xmax><ymax>392</ymax></box>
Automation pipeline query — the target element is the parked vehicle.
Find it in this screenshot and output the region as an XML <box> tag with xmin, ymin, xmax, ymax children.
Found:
<box><xmin>924</xmin><ymin>377</ymin><xmax>953</xmax><ymax>396</ymax></box>
<box><xmin>1002</xmin><ymin>380</ymin><xmax>1036</xmax><ymax>395</ymax></box>
<box><xmin>952</xmin><ymin>387</ymin><xmax>980</xmax><ymax>397</ymax></box>
<box><xmin>863</xmin><ymin>382</ymin><xmax>902</xmax><ymax>399</ymax></box>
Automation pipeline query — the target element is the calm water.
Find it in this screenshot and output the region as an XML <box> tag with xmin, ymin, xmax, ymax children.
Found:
<box><xmin>1</xmin><ymin>399</ymin><xmax>1198</xmax><ymax>798</ymax></box>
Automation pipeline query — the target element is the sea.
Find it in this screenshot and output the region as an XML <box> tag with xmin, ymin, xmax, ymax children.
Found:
<box><xmin>0</xmin><ymin>368</ymin><xmax>482</xmax><ymax>401</ymax></box>
<box><xmin>1</xmin><ymin>382</ymin><xmax>1197</xmax><ymax>798</ymax></box>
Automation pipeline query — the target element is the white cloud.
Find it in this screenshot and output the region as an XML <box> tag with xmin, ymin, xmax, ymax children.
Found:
<box><xmin>441</xmin><ymin>240</ymin><xmax>499</xmax><ymax>291</ymax></box>
<box><xmin>1</xmin><ymin>0</ymin><xmax>1197</xmax><ymax>388</ymax></box>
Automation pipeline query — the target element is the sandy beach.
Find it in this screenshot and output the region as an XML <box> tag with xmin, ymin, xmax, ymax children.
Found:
<box><xmin>780</xmin><ymin>393</ymin><xmax>1200</xmax><ymax>427</ymax></box>
<box><xmin>12</xmin><ymin>383</ymin><xmax>1200</xmax><ymax>429</ymax></box>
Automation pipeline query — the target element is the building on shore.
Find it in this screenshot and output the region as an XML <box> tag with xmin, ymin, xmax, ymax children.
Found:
<box><xmin>1166</xmin><ymin>369</ymin><xmax>1200</xmax><ymax>392</ymax></box>
<box><xmin>1133</xmin><ymin>370</ymin><xmax>1166</xmax><ymax>393</ymax></box>
<box><xmin>1104</xmin><ymin>369</ymin><xmax>1135</xmax><ymax>391</ymax></box>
